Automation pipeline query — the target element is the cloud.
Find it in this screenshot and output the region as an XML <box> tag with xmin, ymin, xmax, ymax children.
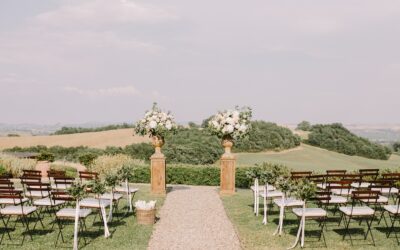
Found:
<box><xmin>35</xmin><ymin>0</ymin><xmax>178</xmax><ymax>28</ymax></box>
<box><xmin>63</xmin><ymin>86</ymin><xmax>140</xmax><ymax>97</ymax></box>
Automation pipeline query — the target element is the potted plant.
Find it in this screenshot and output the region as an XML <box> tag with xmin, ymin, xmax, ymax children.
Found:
<box><xmin>87</xmin><ymin>179</ymin><xmax>110</xmax><ymax>238</ymax></box>
<box><xmin>117</xmin><ymin>164</ymin><xmax>135</xmax><ymax>212</ymax></box>
<box><xmin>207</xmin><ymin>106</ymin><xmax>252</xmax><ymax>154</ymax></box>
<box><xmin>134</xmin><ymin>103</ymin><xmax>177</xmax><ymax>155</ymax></box>
<box><xmin>104</xmin><ymin>172</ymin><xmax>119</xmax><ymax>221</ymax></box>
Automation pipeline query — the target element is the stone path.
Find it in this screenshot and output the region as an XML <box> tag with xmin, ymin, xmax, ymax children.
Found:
<box><xmin>148</xmin><ymin>186</ymin><xmax>242</xmax><ymax>250</ymax></box>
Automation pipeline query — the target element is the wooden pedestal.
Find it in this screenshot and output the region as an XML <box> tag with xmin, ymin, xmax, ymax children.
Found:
<box><xmin>220</xmin><ymin>153</ymin><xmax>236</xmax><ymax>195</ymax></box>
<box><xmin>151</xmin><ymin>153</ymin><xmax>166</xmax><ymax>195</ymax></box>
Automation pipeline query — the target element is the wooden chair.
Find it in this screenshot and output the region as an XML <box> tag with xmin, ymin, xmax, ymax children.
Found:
<box><xmin>47</xmin><ymin>170</ymin><xmax>66</xmax><ymax>184</ymax></box>
<box><xmin>381</xmin><ymin>193</ymin><xmax>400</xmax><ymax>244</ymax></box>
<box><xmin>0</xmin><ymin>189</ymin><xmax>42</xmax><ymax>245</ymax></box>
<box><xmin>324</xmin><ymin>182</ymin><xmax>350</xmax><ymax>215</ymax></box>
<box><xmin>307</xmin><ymin>175</ymin><xmax>326</xmax><ymax>190</ymax></box>
<box><xmin>339</xmin><ymin>190</ymin><xmax>380</xmax><ymax>246</ymax></box>
<box><xmin>53</xmin><ymin>191</ymin><xmax>92</xmax><ymax>247</ymax></box>
<box><xmin>79</xmin><ymin>171</ymin><xmax>98</xmax><ymax>183</ymax></box>
<box><xmin>52</xmin><ymin>177</ymin><xmax>74</xmax><ymax>191</ymax></box>
<box><xmin>22</xmin><ymin>170</ymin><xmax>42</xmax><ymax>178</ymax></box>
<box><xmin>291</xmin><ymin>171</ymin><xmax>312</xmax><ymax>180</ymax></box>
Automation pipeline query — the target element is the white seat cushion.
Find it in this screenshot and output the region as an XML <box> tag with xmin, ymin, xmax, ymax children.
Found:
<box><xmin>51</xmin><ymin>184</ymin><xmax>71</xmax><ymax>190</ymax></box>
<box><xmin>100</xmin><ymin>193</ymin><xmax>123</xmax><ymax>201</ymax></box>
<box><xmin>57</xmin><ymin>208</ymin><xmax>92</xmax><ymax>218</ymax></box>
<box><xmin>339</xmin><ymin>206</ymin><xmax>374</xmax><ymax>216</ymax></box>
<box><xmin>273</xmin><ymin>198</ymin><xmax>303</xmax><ymax>207</ymax></box>
<box><xmin>115</xmin><ymin>187</ymin><xmax>139</xmax><ymax>194</ymax></box>
<box><xmin>384</xmin><ymin>205</ymin><xmax>400</xmax><ymax>214</ymax></box>
<box><xmin>317</xmin><ymin>183</ymin><xmax>326</xmax><ymax>189</ymax></box>
<box><xmin>321</xmin><ymin>195</ymin><xmax>347</xmax><ymax>204</ymax></box>
<box><xmin>293</xmin><ymin>208</ymin><xmax>327</xmax><ymax>217</ymax></box>
<box><xmin>33</xmin><ymin>198</ymin><xmax>65</xmax><ymax>206</ymax></box>
<box><xmin>25</xmin><ymin>191</ymin><xmax>50</xmax><ymax>198</ymax></box>
<box><xmin>360</xmin><ymin>196</ymin><xmax>388</xmax><ymax>204</ymax></box>
<box><xmin>351</xmin><ymin>182</ymin><xmax>370</xmax><ymax>189</ymax></box>
<box><xmin>0</xmin><ymin>198</ymin><xmax>29</xmax><ymax>205</ymax></box>
<box><xmin>371</xmin><ymin>187</ymin><xmax>399</xmax><ymax>194</ymax></box>
<box><xmin>1</xmin><ymin>205</ymin><xmax>37</xmax><ymax>215</ymax></box>
<box><xmin>259</xmin><ymin>190</ymin><xmax>283</xmax><ymax>198</ymax></box>
<box><xmin>80</xmin><ymin>198</ymin><xmax>111</xmax><ymax>208</ymax></box>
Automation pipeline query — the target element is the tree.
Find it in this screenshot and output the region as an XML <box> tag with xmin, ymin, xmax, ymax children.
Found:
<box><xmin>296</xmin><ymin>121</ymin><xmax>312</xmax><ymax>131</ymax></box>
<box><xmin>393</xmin><ymin>142</ymin><xmax>400</xmax><ymax>152</ymax></box>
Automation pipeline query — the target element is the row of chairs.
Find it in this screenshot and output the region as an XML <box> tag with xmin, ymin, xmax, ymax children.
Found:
<box><xmin>0</xmin><ymin>170</ymin><xmax>138</xmax><ymax>246</ymax></box>
<box><xmin>252</xmin><ymin>169</ymin><xmax>400</xmax><ymax>247</ymax></box>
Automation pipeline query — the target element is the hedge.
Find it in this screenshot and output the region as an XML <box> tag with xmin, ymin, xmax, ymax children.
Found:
<box><xmin>131</xmin><ymin>163</ymin><xmax>285</xmax><ymax>188</ymax></box>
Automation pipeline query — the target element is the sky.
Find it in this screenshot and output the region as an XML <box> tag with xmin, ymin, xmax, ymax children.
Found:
<box><xmin>0</xmin><ymin>0</ymin><xmax>400</xmax><ymax>125</ymax></box>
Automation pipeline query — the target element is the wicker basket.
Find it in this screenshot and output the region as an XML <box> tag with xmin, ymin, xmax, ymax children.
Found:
<box><xmin>136</xmin><ymin>208</ymin><xmax>156</xmax><ymax>225</ymax></box>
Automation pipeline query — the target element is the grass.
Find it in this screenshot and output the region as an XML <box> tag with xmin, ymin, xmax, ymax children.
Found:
<box><xmin>222</xmin><ymin>188</ymin><xmax>400</xmax><ymax>250</ymax></box>
<box><xmin>1</xmin><ymin>184</ymin><xmax>164</xmax><ymax>250</ymax></box>
<box><xmin>0</xmin><ymin>129</ymin><xmax>150</xmax><ymax>150</ymax></box>
<box><xmin>236</xmin><ymin>144</ymin><xmax>400</xmax><ymax>171</ymax></box>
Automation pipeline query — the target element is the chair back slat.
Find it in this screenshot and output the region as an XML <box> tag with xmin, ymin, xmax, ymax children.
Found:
<box><xmin>23</xmin><ymin>170</ymin><xmax>42</xmax><ymax>176</ymax></box>
<box><xmin>52</xmin><ymin>191</ymin><xmax>74</xmax><ymax>201</ymax></box>
<box><xmin>326</xmin><ymin>170</ymin><xmax>347</xmax><ymax>175</ymax></box>
<box><xmin>291</xmin><ymin>171</ymin><xmax>312</xmax><ymax>180</ymax></box>
<box><xmin>79</xmin><ymin>171</ymin><xmax>98</xmax><ymax>181</ymax></box>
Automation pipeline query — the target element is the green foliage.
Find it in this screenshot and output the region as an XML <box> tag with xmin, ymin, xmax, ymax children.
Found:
<box><xmin>78</xmin><ymin>152</ymin><xmax>98</xmax><ymax>167</ymax></box>
<box><xmin>50</xmin><ymin>164</ymin><xmax>77</xmax><ymax>178</ymax></box>
<box><xmin>88</xmin><ymin>179</ymin><xmax>106</xmax><ymax>195</ymax></box>
<box><xmin>130</xmin><ymin>163</ymin><xmax>288</xmax><ymax>188</ymax></box>
<box><xmin>53</xmin><ymin>123</ymin><xmax>134</xmax><ymax>135</ymax></box>
<box><xmin>37</xmin><ymin>151</ymin><xmax>55</xmax><ymax>162</ymax></box>
<box><xmin>293</xmin><ymin>178</ymin><xmax>317</xmax><ymax>201</ymax></box>
<box><xmin>117</xmin><ymin>164</ymin><xmax>135</xmax><ymax>181</ymax></box>
<box><xmin>124</xmin><ymin>143</ymin><xmax>153</xmax><ymax>161</ymax></box>
<box><xmin>245</xmin><ymin>162</ymin><xmax>290</xmax><ymax>185</ymax></box>
<box><xmin>393</xmin><ymin>142</ymin><xmax>400</xmax><ymax>152</ymax></box>
<box><xmin>275</xmin><ymin>176</ymin><xmax>293</xmax><ymax>194</ymax></box>
<box><xmin>296</xmin><ymin>121</ymin><xmax>312</xmax><ymax>131</ymax></box>
<box><xmin>67</xmin><ymin>181</ymin><xmax>87</xmax><ymax>200</ymax></box>
<box><xmin>105</xmin><ymin>173</ymin><xmax>119</xmax><ymax>188</ymax></box>
<box><xmin>0</xmin><ymin>164</ymin><xmax>7</xmax><ymax>175</ymax></box>
<box><xmin>235</xmin><ymin>121</ymin><xmax>301</xmax><ymax>152</ymax></box>
<box><xmin>307</xmin><ymin>123</ymin><xmax>391</xmax><ymax>160</ymax></box>
<box><xmin>163</xmin><ymin>127</ymin><xmax>223</xmax><ymax>165</ymax></box>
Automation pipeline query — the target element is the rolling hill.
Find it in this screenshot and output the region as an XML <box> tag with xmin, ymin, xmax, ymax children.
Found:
<box><xmin>236</xmin><ymin>144</ymin><xmax>400</xmax><ymax>171</ymax></box>
<box><xmin>0</xmin><ymin>129</ymin><xmax>150</xmax><ymax>150</ymax></box>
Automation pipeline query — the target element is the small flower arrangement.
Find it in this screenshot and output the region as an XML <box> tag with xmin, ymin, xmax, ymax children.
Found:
<box><xmin>293</xmin><ymin>178</ymin><xmax>317</xmax><ymax>201</ymax></box>
<box><xmin>275</xmin><ymin>176</ymin><xmax>293</xmax><ymax>195</ymax></box>
<box><xmin>207</xmin><ymin>106</ymin><xmax>252</xmax><ymax>140</ymax></box>
<box><xmin>134</xmin><ymin>103</ymin><xmax>177</xmax><ymax>138</ymax></box>
<box><xmin>67</xmin><ymin>181</ymin><xmax>87</xmax><ymax>200</ymax></box>
<box><xmin>135</xmin><ymin>200</ymin><xmax>157</xmax><ymax>210</ymax></box>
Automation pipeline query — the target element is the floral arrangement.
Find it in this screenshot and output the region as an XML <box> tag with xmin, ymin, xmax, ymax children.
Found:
<box><xmin>134</xmin><ymin>103</ymin><xmax>177</xmax><ymax>138</ymax></box>
<box><xmin>67</xmin><ymin>181</ymin><xmax>87</xmax><ymax>200</ymax></box>
<box><xmin>293</xmin><ymin>178</ymin><xmax>317</xmax><ymax>201</ymax></box>
<box><xmin>135</xmin><ymin>200</ymin><xmax>157</xmax><ymax>210</ymax></box>
<box><xmin>275</xmin><ymin>176</ymin><xmax>293</xmax><ymax>195</ymax></box>
<box><xmin>207</xmin><ymin>106</ymin><xmax>252</xmax><ymax>140</ymax></box>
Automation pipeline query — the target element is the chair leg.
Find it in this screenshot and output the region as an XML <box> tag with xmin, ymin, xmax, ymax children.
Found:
<box><xmin>0</xmin><ymin>215</ymin><xmax>12</xmax><ymax>244</ymax></box>
<box><xmin>365</xmin><ymin>216</ymin><xmax>376</xmax><ymax>246</ymax></box>
<box><xmin>387</xmin><ymin>214</ymin><xmax>396</xmax><ymax>238</ymax></box>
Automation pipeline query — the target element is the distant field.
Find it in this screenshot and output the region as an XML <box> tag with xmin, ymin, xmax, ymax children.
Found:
<box><xmin>0</xmin><ymin>129</ymin><xmax>150</xmax><ymax>149</ymax></box>
<box><xmin>236</xmin><ymin>144</ymin><xmax>400</xmax><ymax>171</ymax></box>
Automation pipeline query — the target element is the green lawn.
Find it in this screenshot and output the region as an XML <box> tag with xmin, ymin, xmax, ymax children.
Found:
<box><xmin>222</xmin><ymin>188</ymin><xmax>400</xmax><ymax>250</ymax></box>
<box><xmin>236</xmin><ymin>144</ymin><xmax>400</xmax><ymax>171</ymax></box>
<box><xmin>1</xmin><ymin>184</ymin><xmax>164</xmax><ymax>250</ymax></box>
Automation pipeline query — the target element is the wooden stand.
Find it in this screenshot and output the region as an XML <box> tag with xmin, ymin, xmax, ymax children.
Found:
<box><xmin>151</xmin><ymin>153</ymin><xmax>166</xmax><ymax>195</ymax></box>
<box><xmin>220</xmin><ymin>153</ymin><xmax>236</xmax><ymax>195</ymax></box>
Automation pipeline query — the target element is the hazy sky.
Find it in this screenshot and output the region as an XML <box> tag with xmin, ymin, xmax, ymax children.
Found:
<box><xmin>1</xmin><ymin>0</ymin><xmax>400</xmax><ymax>125</ymax></box>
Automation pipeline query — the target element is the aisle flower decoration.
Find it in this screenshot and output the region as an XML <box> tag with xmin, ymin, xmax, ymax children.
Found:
<box><xmin>207</xmin><ymin>106</ymin><xmax>252</xmax><ymax>141</ymax></box>
<box><xmin>67</xmin><ymin>181</ymin><xmax>87</xmax><ymax>250</ymax></box>
<box><xmin>134</xmin><ymin>102</ymin><xmax>178</xmax><ymax>139</ymax></box>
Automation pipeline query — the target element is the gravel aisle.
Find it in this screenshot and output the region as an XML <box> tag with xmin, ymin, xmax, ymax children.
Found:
<box><xmin>148</xmin><ymin>186</ymin><xmax>241</xmax><ymax>250</ymax></box>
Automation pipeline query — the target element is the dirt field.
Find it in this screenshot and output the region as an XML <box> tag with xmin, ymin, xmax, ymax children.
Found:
<box><xmin>0</xmin><ymin>129</ymin><xmax>150</xmax><ymax>149</ymax></box>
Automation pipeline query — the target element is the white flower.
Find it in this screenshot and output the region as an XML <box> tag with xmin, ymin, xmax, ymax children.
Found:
<box><xmin>149</xmin><ymin>121</ymin><xmax>157</xmax><ymax>129</ymax></box>
<box><xmin>226</xmin><ymin>125</ymin><xmax>234</xmax><ymax>133</ymax></box>
<box><xmin>166</xmin><ymin>121</ymin><xmax>172</xmax><ymax>130</ymax></box>
<box><xmin>239</xmin><ymin>124</ymin><xmax>248</xmax><ymax>132</ymax></box>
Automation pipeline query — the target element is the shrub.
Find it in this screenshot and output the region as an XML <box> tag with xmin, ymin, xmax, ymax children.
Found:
<box><xmin>89</xmin><ymin>154</ymin><xmax>139</xmax><ymax>178</ymax></box>
<box><xmin>37</xmin><ymin>151</ymin><xmax>55</xmax><ymax>162</ymax></box>
<box><xmin>234</xmin><ymin>121</ymin><xmax>301</xmax><ymax>152</ymax></box>
<box><xmin>163</xmin><ymin>128</ymin><xmax>223</xmax><ymax>165</ymax></box>
<box><xmin>130</xmin><ymin>163</ymin><xmax>289</xmax><ymax>188</ymax></box>
<box><xmin>307</xmin><ymin>123</ymin><xmax>391</xmax><ymax>160</ymax></box>
<box><xmin>123</xmin><ymin>143</ymin><xmax>154</xmax><ymax>162</ymax></box>
<box><xmin>0</xmin><ymin>153</ymin><xmax>36</xmax><ymax>177</ymax></box>
<box><xmin>53</xmin><ymin>123</ymin><xmax>134</xmax><ymax>135</ymax></box>
<box><xmin>50</xmin><ymin>164</ymin><xmax>78</xmax><ymax>178</ymax></box>
<box><xmin>296</xmin><ymin>121</ymin><xmax>312</xmax><ymax>131</ymax></box>
<box><xmin>78</xmin><ymin>153</ymin><xmax>98</xmax><ymax>167</ymax></box>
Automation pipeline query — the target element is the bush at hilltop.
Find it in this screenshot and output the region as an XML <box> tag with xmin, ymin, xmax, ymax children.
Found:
<box><xmin>307</xmin><ymin>123</ymin><xmax>391</xmax><ymax>160</ymax></box>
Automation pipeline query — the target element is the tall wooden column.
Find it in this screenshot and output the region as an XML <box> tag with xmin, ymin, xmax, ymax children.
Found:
<box><xmin>151</xmin><ymin>153</ymin><xmax>166</xmax><ymax>195</ymax></box>
<box><xmin>220</xmin><ymin>151</ymin><xmax>236</xmax><ymax>195</ymax></box>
